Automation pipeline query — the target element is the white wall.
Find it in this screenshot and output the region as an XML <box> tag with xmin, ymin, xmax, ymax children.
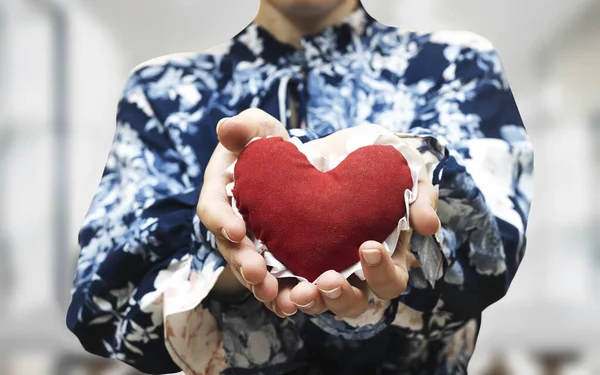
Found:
<box><xmin>3</xmin><ymin>1</ymin><xmax>57</xmax><ymax>314</ymax></box>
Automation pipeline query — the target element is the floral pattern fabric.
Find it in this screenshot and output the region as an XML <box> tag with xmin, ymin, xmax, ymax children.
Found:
<box><xmin>67</xmin><ymin>3</ymin><xmax>533</xmax><ymax>375</ymax></box>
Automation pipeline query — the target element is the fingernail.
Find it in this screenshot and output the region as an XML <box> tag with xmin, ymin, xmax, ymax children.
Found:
<box><xmin>361</xmin><ymin>249</ymin><xmax>382</xmax><ymax>266</ymax></box>
<box><xmin>274</xmin><ymin>306</ymin><xmax>286</xmax><ymax>319</ymax></box>
<box><xmin>293</xmin><ymin>300</ymin><xmax>315</xmax><ymax>309</ymax></box>
<box><xmin>250</xmin><ymin>285</ymin><xmax>265</xmax><ymax>302</ymax></box>
<box><xmin>319</xmin><ymin>287</ymin><xmax>342</xmax><ymax>299</ymax></box>
<box><xmin>241</xmin><ymin>267</ymin><xmax>255</xmax><ymax>285</ymax></box>
<box><xmin>216</xmin><ymin>117</ymin><xmax>231</xmax><ymax>134</ymax></box>
<box><xmin>220</xmin><ymin>228</ymin><xmax>239</xmax><ymax>243</ymax></box>
<box><xmin>283</xmin><ymin>309</ymin><xmax>297</xmax><ymax>317</ymax></box>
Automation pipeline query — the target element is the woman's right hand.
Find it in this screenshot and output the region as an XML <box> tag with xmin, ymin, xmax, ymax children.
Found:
<box><xmin>197</xmin><ymin>109</ymin><xmax>293</xmax><ymax>316</ymax></box>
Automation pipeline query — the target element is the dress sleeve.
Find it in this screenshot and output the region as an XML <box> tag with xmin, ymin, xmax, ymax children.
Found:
<box><xmin>66</xmin><ymin>67</ymin><xmax>228</xmax><ymax>374</ymax></box>
<box><xmin>398</xmin><ymin>35</ymin><xmax>534</xmax><ymax>319</ymax></box>
<box><xmin>307</xmin><ymin>36</ymin><xmax>533</xmax><ymax>338</ymax></box>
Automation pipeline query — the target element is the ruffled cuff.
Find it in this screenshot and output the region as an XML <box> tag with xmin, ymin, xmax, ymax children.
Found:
<box><xmin>315</xmin><ymin>133</ymin><xmax>448</xmax><ymax>337</ymax></box>
<box><xmin>307</xmin><ymin>290</ymin><xmax>399</xmax><ymax>340</ymax></box>
<box><xmin>159</xmin><ymin>216</ymin><xmax>231</xmax><ymax>374</ymax></box>
<box><xmin>394</xmin><ymin>132</ymin><xmax>448</xmax><ymax>289</ymax></box>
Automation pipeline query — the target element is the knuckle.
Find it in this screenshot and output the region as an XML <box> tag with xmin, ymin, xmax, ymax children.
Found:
<box><xmin>196</xmin><ymin>203</ymin><xmax>207</xmax><ymax>220</ymax></box>
<box><xmin>308</xmin><ymin>306</ymin><xmax>324</xmax><ymax>315</ymax></box>
<box><xmin>244</xmin><ymin>107</ymin><xmax>262</xmax><ymax>117</ymax></box>
<box><xmin>216</xmin><ymin>240</ymin><xmax>236</xmax><ymax>261</ymax></box>
<box><xmin>371</xmin><ymin>288</ymin><xmax>388</xmax><ymax>300</ymax></box>
<box><xmin>237</xmin><ymin>108</ymin><xmax>255</xmax><ymax>118</ymax></box>
<box><xmin>372</xmin><ymin>287</ymin><xmax>401</xmax><ymax>301</ymax></box>
<box><xmin>228</xmin><ymin>259</ymin><xmax>241</xmax><ymax>272</ymax></box>
<box><xmin>303</xmin><ymin>306</ymin><xmax>327</xmax><ymax>316</ymax></box>
<box><xmin>398</xmin><ymin>272</ymin><xmax>409</xmax><ymax>289</ymax></box>
<box><xmin>324</xmin><ymin>300</ymin><xmax>342</xmax><ymax>314</ymax></box>
<box><xmin>317</xmin><ymin>307</ymin><xmax>329</xmax><ymax>315</ymax></box>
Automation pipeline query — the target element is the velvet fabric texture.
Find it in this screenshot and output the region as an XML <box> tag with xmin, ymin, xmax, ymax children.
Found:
<box><xmin>232</xmin><ymin>137</ymin><xmax>413</xmax><ymax>282</ymax></box>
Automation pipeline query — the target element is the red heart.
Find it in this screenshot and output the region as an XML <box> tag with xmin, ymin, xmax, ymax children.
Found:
<box><xmin>232</xmin><ymin>137</ymin><xmax>413</xmax><ymax>282</ymax></box>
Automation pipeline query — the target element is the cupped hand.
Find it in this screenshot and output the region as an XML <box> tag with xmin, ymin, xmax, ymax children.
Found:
<box><xmin>198</xmin><ymin>112</ymin><xmax>440</xmax><ymax>319</ymax></box>
<box><xmin>286</xmin><ymin>125</ymin><xmax>440</xmax><ymax>317</ymax></box>
<box><xmin>197</xmin><ymin>109</ymin><xmax>289</xmax><ymax>315</ymax></box>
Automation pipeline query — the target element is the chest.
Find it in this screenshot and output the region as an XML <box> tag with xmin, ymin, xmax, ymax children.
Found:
<box><xmin>156</xmin><ymin>56</ymin><xmax>425</xmax><ymax>182</ymax></box>
<box><xmin>247</xmin><ymin>63</ymin><xmax>421</xmax><ymax>137</ymax></box>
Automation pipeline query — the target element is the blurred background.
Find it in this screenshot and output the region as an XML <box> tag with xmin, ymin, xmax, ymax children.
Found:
<box><xmin>1</xmin><ymin>0</ymin><xmax>599</xmax><ymax>374</ymax></box>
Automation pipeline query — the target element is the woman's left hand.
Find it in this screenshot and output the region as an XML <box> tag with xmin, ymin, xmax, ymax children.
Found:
<box><xmin>281</xmin><ymin>125</ymin><xmax>441</xmax><ymax>318</ymax></box>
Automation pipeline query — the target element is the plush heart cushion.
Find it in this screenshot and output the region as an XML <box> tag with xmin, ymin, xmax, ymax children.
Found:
<box><xmin>232</xmin><ymin>137</ymin><xmax>413</xmax><ymax>282</ymax></box>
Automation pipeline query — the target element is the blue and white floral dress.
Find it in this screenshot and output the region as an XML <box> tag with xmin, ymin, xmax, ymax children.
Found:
<box><xmin>67</xmin><ymin>4</ymin><xmax>533</xmax><ymax>375</ymax></box>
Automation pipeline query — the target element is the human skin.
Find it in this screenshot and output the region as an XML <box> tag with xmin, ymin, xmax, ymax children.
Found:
<box><xmin>198</xmin><ymin>108</ymin><xmax>439</xmax><ymax>318</ymax></box>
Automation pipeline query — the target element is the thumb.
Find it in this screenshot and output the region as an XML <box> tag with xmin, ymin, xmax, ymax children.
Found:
<box><xmin>217</xmin><ymin>108</ymin><xmax>289</xmax><ymax>154</ymax></box>
<box><xmin>409</xmin><ymin>180</ymin><xmax>440</xmax><ymax>236</ymax></box>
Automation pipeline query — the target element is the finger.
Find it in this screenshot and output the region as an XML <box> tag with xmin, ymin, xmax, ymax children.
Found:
<box><xmin>410</xmin><ymin>180</ymin><xmax>440</xmax><ymax>236</ymax></box>
<box><xmin>317</xmin><ymin>271</ymin><xmax>368</xmax><ymax>318</ymax></box>
<box><xmin>274</xmin><ymin>281</ymin><xmax>298</xmax><ymax>317</ymax></box>
<box><xmin>404</xmin><ymin>234</ymin><xmax>420</xmax><ymax>270</ymax></box>
<box><xmin>197</xmin><ymin>144</ymin><xmax>246</xmax><ymax>243</ymax></box>
<box><xmin>360</xmin><ymin>240</ymin><xmax>409</xmax><ymax>300</ymax></box>
<box><xmin>391</xmin><ymin>229</ymin><xmax>419</xmax><ymax>271</ymax></box>
<box><xmin>406</xmin><ymin>251</ymin><xmax>419</xmax><ymax>269</ymax></box>
<box><xmin>250</xmin><ymin>272</ymin><xmax>279</xmax><ymax>303</ymax></box>
<box><xmin>217</xmin><ymin>109</ymin><xmax>290</xmax><ymax>154</ymax></box>
<box><xmin>272</xmin><ymin>305</ymin><xmax>286</xmax><ymax>319</ymax></box>
<box><xmin>216</xmin><ymin>236</ymin><xmax>267</xmax><ymax>286</ymax></box>
<box><xmin>197</xmin><ymin>194</ymin><xmax>246</xmax><ymax>244</ymax></box>
<box><xmin>263</xmin><ymin>300</ymin><xmax>280</xmax><ymax>317</ymax></box>
<box><xmin>289</xmin><ymin>281</ymin><xmax>327</xmax><ymax>315</ymax></box>
<box><xmin>393</xmin><ymin>229</ymin><xmax>419</xmax><ymax>269</ymax></box>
